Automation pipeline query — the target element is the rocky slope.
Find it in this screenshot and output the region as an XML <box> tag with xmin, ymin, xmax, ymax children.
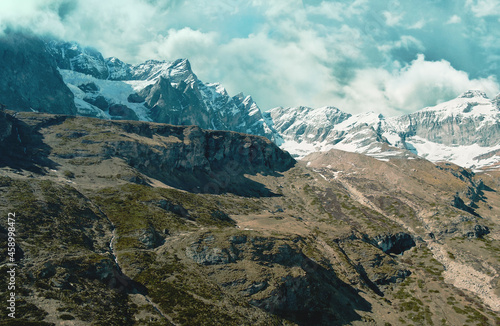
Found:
<box><xmin>0</xmin><ymin>111</ymin><xmax>499</xmax><ymax>325</ymax></box>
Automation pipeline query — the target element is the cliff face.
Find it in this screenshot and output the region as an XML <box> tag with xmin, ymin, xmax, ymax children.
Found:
<box><xmin>0</xmin><ymin>32</ymin><xmax>77</xmax><ymax>115</ymax></box>
<box><xmin>392</xmin><ymin>91</ymin><xmax>500</xmax><ymax>147</ymax></box>
<box><xmin>7</xmin><ymin>111</ymin><xmax>295</xmax><ymax>196</ymax></box>
<box><xmin>99</xmin><ymin>121</ymin><xmax>295</xmax><ymax>195</ymax></box>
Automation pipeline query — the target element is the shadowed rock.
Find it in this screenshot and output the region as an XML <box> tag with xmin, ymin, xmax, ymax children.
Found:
<box><xmin>0</xmin><ymin>31</ymin><xmax>76</xmax><ymax>115</ymax></box>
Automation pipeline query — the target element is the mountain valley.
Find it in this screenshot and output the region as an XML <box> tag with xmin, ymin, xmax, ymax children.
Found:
<box><xmin>0</xmin><ymin>32</ymin><xmax>499</xmax><ymax>325</ymax></box>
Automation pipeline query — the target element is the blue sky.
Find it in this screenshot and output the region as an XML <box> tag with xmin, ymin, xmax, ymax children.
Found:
<box><xmin>1</xmin><ymin>0</ymin><xmax>499</xmax><ymax>115</ymax></box>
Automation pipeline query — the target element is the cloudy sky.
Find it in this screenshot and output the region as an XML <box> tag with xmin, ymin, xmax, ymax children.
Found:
<box><xmin>1</xmin><ymin>0</ymin><xmax>500</xmax><ymax>115</ymax></box>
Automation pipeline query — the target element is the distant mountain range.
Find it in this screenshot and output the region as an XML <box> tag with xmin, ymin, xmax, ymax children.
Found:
<box><xmin>1</xmin><ymin>32</ymin><xmax>499</xmax><ymax>171</ymax></box>
<box><xmin>269</xmin><ymin>90</ymin><xmax>500</xmax><ymax>171</ymax></box>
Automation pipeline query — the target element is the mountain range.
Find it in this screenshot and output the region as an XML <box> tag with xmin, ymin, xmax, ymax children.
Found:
<box><xmin>1</xmin><ymin>32</ymin><xmax>500</xmax><ymax>325</ymax></box>
<box><xmin>269</xmin><ymin>89</ymin><xmax>500</xmax><ymax>171</ymax></box>
<box><xmin>1</xmin><ymin>32</ymin><xmax>498</xmax><ymax>172</ymax></box>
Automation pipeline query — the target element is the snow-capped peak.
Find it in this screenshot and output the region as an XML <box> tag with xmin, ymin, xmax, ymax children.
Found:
<box><xmin>458</xmin><ymin>90</ymin><xmax>489</xmax><ymax>99</ymax></box>
<box><xmin>416</xmin><ymin>90</ymin><xmax>495</xmax><ymax>121</ymax></box>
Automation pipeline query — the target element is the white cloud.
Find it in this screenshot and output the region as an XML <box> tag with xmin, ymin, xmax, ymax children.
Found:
<box><xmin>408</xmin><ymin>19</ymin><xmax>426</xmax><ymax>29</ymax></box>
<box><xmin>304</xmin><ymin>0</ymin><xmax>368</xmax><ymax>21</ymax></box>
<box><xmin>251</xmin><ymin>0</ymin><xmax>303</xmax><ymax>19</ymax></box>
<box><xmin>0</xmin><ymin>0</ymin><xmax>66</xmax><ymax>36</ymax></box>
<box><xmin>141</xmin><ymin>28</ymin><xmax>218</xmax><ymax>62</ymax></box>
<box><xmin>217</xmin><ymin>30</ymin><xmax>341</xmax><ymax>109</ymax></box>
<box><xmin>339</xmin><ymin>55</ymin><xmax>500</xmax><ymax>116</ymax></box>
<box><xmin>466</xmin><ymin>0</ymin><xmax>500</xmax><ymax>17</ymax></box>
<box><xmin>446</xmin><ymin>15</ymin><xmax>462</xmax><ymax>24</ymax></box>
<box><xmin>378</xmin><ymin>35</ymin><xmax>425</xmax><ymax>54</ymax></box>
<box><xmin>383</xmin><ymin>10</ymin><xmax>404</xmax><ymax>26</ymax></box>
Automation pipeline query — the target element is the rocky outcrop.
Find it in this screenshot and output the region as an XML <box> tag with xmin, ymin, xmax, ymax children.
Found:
<box><xmin>10</xmin><ymin>112</ymin><xmax>295</xmax><ymax>195</ymax></box>
<box><xmin>186</xmin><ymin>234</ymin><xmax>238</xmax><ymax>265</ymax></box>
<box><xmin>47</xmin><ymin>41</ymin><xmax>110</xmax><ymax>79</ymax></box>
<box><xmin>0</xmin><ymin>110</ymin><xmax>13</xmax><ymax>143</ymax></box>
<box><xmin>463</xmin><ymin>225</ymin><xmax>490</xmax><ymax>239</ymax></box>
<box><xmin>83</xmin><ymin>95</ymin><xmax>109</xmax><ymax>111</ymax></box>
<box><xmin>78</xmin><ymin>82</ymin><xmax>100</xmax><ymax>93</ymax></box>
<box><xmin>451</xmin><ymin>193</ymin><xmax>478</xmax><ymax>216</ymax></box>
<box><xmin>127</xmin><ymin>93</ymin><xmax>145</xmax><ymax>103</ymax></box>
<box><xmin>108</xmin><ymin>104</ymin><xmax>139</xmax><ymax>121</ymax></box>
<box><xmin>372</xmin><ymin>232</ymin><xmax>416</xmax><ymax>255</ymax></box>
<box><xmin>100</xmin><ymin>121</ymin><xmax>295</xmax><ymax>195</ymax></box>
<box><xmin>138</xmin><ymin>226</ymin><xmax>165</xmax><ymax>249</ymax></box>
<box><xmin>0</xmin><ymin>32</ymin><xmax>77</xmax><ymax>114</ymax></box>
<box><xmin>0</xmin><ymin>110</ymin><xmax>57</xmax><ymax>170</ymax></box>
<box><xmin>158</xmin><ymin>199</ymin><xmax>190</xmax><ymax>218</ymax></box>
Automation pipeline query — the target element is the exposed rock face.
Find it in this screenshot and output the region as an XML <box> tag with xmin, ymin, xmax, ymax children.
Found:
<box><xmin>139</xmin><ymin>76</ymin><xmax>200</xmax><ymax>125</ymax></box>
<box><xmin>0</xmin><ymin>110</ymin><xmax>13</xmax><ymax>143</ymax></box>
<box><xmin>158</xmin><ymin>199</ymin><xmax>190</xmax><ymax>218</ymax></box>
<box><xmin>451</xmin><ymin>193</ymin><xmax>478</xmax><ymax>216</ymax></box>
<box><xmin>83</xmin><ymin>95</ymin><xmax>109</xmax><ymax>111</ymax></box>
<box><xmin>138</xmin><ymin>226</ymin><xmax>165</xmax><ymax>249</ymax></box>
<box><xmin>46</xmin><ymin>40</ymin><xmax>110</xmax><ymax>79</ymax></box>
<box><xmin>266</xmin><ymin>106</ymin><xmax>351</xmax><ymax>144</ymax></box>
<box><xmin>108</xmin><ymin>104</ymin><xmax>139</xmax><ymax>121</ymax></box>
<box><xmin>0</xmin><ymin>110</ymin><xmax>57</xmax><ymax>170</ymax></box>
<box><xmin>372</xmin><ymin>233</ymin><xmax>416</xmax><ymax>255</ymax></box>
<box><xmin>186</xmin><ymin>235</ymin><xmax>238</xmax><ymax>265</ymax></box>
<box><xmin>464</xmin><ymin>225</ymin><xmax>490</xmax><ymax>239</ymax></box>
<box><xmin>10</xmin><ymin>112</ymin><xmax>295</xmax><ymax>195</ymax></box>
<box><xmin>127</xmin><ymin>93</ymin><xmax>145</xmax><ymax>103</ymax></box>
<box><xmin>78</xmin><ymin>82</ymin><xmax>100</xmax><ymax>93</ymax></box>
<box><xmin>0</xmin><ymin>32</ymin><xmax>76</xmax><ymax>114</ymax></box>
<box><xmin>392</xmin><ymin>92</ymin><xmax>499</xmax><ymax>147</ymax></box>
<box><xmin>100</xmin><ymin>123</ymin><xmax>294</xmax><ymax>195</ymax></box>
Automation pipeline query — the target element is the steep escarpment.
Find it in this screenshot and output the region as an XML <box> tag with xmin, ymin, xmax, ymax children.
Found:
<box><xmin>8</xmin><ymin>111</ymin><xmax>294</xmax><ymax>196</ymax></box>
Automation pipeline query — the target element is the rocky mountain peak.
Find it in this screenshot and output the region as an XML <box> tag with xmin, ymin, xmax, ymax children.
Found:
<box><xmin>458</xmin><ymin>89</ymin><xmax>489</xmax><ymax>99</ymax></box>
<box><xmin>9</xmin><ymin>34</ymin><xmax>278</xmax><ymax>141</ymax></box>
<box><xmin>172</xmin><ymin>58</ymin><xmax>192</xmax><ymax>71</ymax></box>
<box><xmin>47</xmin><ymin>40</ymin><xmax>109</xmax><ymax>79</ymax></box>
<box><xmin>166</xmin><ymin>58</ymin><xmax>196</xmax><ymax>84</ymax></box>
<box><xmin>105</xmin><ymin>56</ymin><xmax>132</xmax><ymax>80</ymax></box>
